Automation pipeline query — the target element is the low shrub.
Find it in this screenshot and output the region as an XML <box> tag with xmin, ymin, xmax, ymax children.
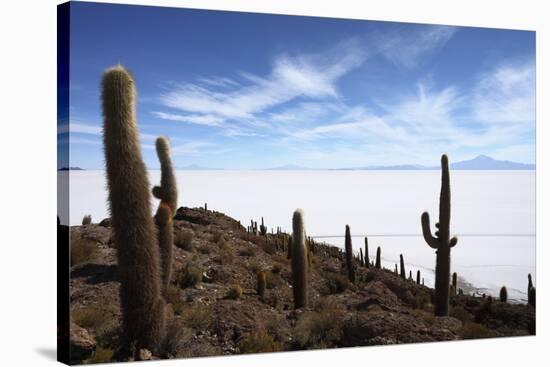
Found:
<box><xmin>70</xmin><ymin>237</ymin><xmax>96</xmax><ymax>266</ymax></box>
<box><xmin>294</xmin><ymin>298</ymin><xmax>344</xmax><ymax>349</ymax></box>
<box><xmin>450</xmin><ymin>305</ymin><xmax>474</xmax><ymax>323</ymax></box>
<box><xmin>226</xmin><ymin>284</ymin><xmax>243</xmax><ymax>300</ymax></box>
<box><xmin>175</xmin><ymin>229</ymin><xmax>194</xmax><ymax>251</ymax></box>
<box><xmin>176</xmin><ymin>264</ymin><xmax>202</xmax><ymax>288</ymax></box>
<box><xmin>72</xmin><ymin>307</ymin><xmax>106</xmax><ymax>330</ymax></box>
<box><xmin>238</xmin><ymin>328</ymin><xmax>283</xmax><ymax>354</ymax></box>
<box><xmin>182</xmin><ymin>304</ymin><xmax>213</xmax><ymax>330</ymax></box>
<box><xmin>239</xmin><ymin>246</ymin><xmax>256</xmax><ymax>257</ymax></box>
<box><xmin>271</xmin><ymin>263</ymin><xmax>283</xmax><ymax>274</ymax></box>
<box><xmin>321</xmin><ymin>272</ymin><xmax>350</xmax><ymax>295</ymax></box>
<box><xmin>91</xmin><ymin>346</ymin><xmax>113</xmax><ymax>363</ymax></box>
<box><xmin>460</xmin><ymin>322</ymin><xmax>497</xmax><ymax>339</ymax></box>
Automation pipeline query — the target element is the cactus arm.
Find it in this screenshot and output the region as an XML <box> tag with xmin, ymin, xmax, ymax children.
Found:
<box><xmin>421</xmin><ymin>212</ymin><xmax>439</xmax><ymax>249</ymax></box>
<box><xmin>152</xmin><ymin>185</ymin><xmax>163</xmax><ymax>200</ymax></box>
<box><xmin>450</xmin><ymin>236</ymin><xmax>458</xmax><ymax>247</ymax></box>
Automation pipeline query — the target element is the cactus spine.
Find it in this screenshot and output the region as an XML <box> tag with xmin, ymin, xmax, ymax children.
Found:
<box><xmin>153</xmin><ymin>136</ymin><xmax>177</xmax><ymax>296</ymax></box>
<box><xmin>375</xmin><ymin>246</ymin><xmax>381</xmax><ymax>269</ymax></box>
<box><xmin>102</xmin><ymin>65</ymin><xmax>165</xmax><ymax>353</ymax></box>
<box><xmin>364</xmin><ymin>237</ymin><xmax>370</xmax><ymax>268</ymax></box>
<box><xmin>344</xmin><ymin>225</ymin><xmax>356</xmax><ymax>283</ymax></box>
<box><xmin>291</xmin><ymin>209</ymin><xmax>308</xmax><ymax>308</ymax></box>
<box><xmin>399</xmin><ymin>254</ymin><xmax>406</xmax><ymax>279</ymax></box>
<box><xmin>421</xmin><ymin>154</ymin><xmax>458</xmax><ymax>317</ymax></box>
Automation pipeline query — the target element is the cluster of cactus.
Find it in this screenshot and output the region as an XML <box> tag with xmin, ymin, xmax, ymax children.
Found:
<box><xmin>344</xmin><ymin>225</ymin><xmax>356</xmax><ymax>283</ymax></box>
<box><xmin>421</xmin><ymin>154</ymin><xmax>458</xmax><ymax>317</ymax></box>
<box><xmin>102</xmin><ymin>65</ymin><xmax>175</xmax><ymax>353</ymax></box>
<box><xmin>291</xmin><ymin>209</ymin><xmax>308</xmax><ymax>308</ymax></box>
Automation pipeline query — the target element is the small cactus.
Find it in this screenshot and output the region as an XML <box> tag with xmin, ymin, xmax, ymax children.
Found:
<box><xmin>291</xmin><ymin>209</ymin><xmax>308</xmax><ymax>308</ymax></box>
<box><xmin>257</xmin><ymin>271</ymin><xmax>266</xmax><ymax>298</ymax></box>
<box><xmin>528</xmin><ymin>273</ymin><xmax>533</xmax><ymax>290</ymax></box>
<box><xmin>452</xmin><ymin>272</ymin><xmax>458</xmax><ymax>289</ymax></box>
<box><xmin>344</xmin><ymin>225</ymin><xmax>355</xmax><ymax>283</ymax></box>
<box><xmin>399</xmin><ymin>254</ymin><xmax>406</xmax><ymax>279</ymax></box>
<box><xmin>421</xmin><ymin>154</ymin><xmax>458</xmax><ymax>317</ymax></box>
<box><xmin>364</xmin><ymin>237</ymin><xmax>370</xmax><ymax>268</ymax></box>
<box><xmin>499</xmin><ymin>286</ymin><xmax>507</xmax><ymax>302</ymax></box>
<box><xmin>416</xmin><ymin>270</ymin><xmax>421</xmax><ymax>285</ymax></box>
<box><xmin>394</xmin><ymin>264</ymin><xmax>398</xmax><ymax>274</ymax></box>
<box><xmin>260</xmin><ymin>217</ymin><xmax>267</xmax><ymax>235</ymax></box>
<box><xmin>359</xmin><ymin>248</ymin><xmax>364</xmax><ymax>267</ymax></box>
<box><xmin>375</xmin><ymin>246</ymin><xmax>381</xmax><ymax>269</ymax></box>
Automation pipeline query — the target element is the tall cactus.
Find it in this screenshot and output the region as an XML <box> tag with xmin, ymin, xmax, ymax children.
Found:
<box><xmin>421</xmin><ymin>154</ymin><xmax>458</xmax><ymax>317</ymax></box>
<box><xmin>416</xmin><ymin>270</ymin><xmax>421</xmax><ymax>285</ymax></box>
<box><xmin>364</xmin><ymin>237</ymin><xmax>370</xmax><ymax>268</ymax></box>
<box><xmin>345</xmin><ymin>225</ymin><xmax>356</xmax><ymax>283</ymax></box>
<box><xmin>399</xmin><ymin>254</ymin><xmax>406</xmax><ymax>280</ymax></box>
<box><xmin>102</xmin><ymin>65</ymin><xmax>165</xmax><ymax>353</ymax></box>
<box><xmin>359</xmin><ymin>248</ymin><xmax>364</xmax><ymax>267</ymax></box>
<box><xmin>291</xmin><ymin>209</ymin><xmax>308</xmax><ymax>308</ymax></box>
<box><xmin>500</xmin><ymin>286</ymin><xmax>508</xmax><ymax>302</ymax></box>
<box><xmin>153</xmin><ymin>136</ymin><xmax>177</xmax><ymax>296</ymax></box>
<box><xmin>375</xmin><ymin>246</ymin><xmax>381</xmax><ymax>269</ymax></box>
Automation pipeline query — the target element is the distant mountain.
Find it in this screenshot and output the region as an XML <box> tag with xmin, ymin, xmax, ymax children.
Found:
<box><xmin>333</xmin><ymin>155</ymin><xmax>535</xmax><ymax>171</ymax></box>
<box><xmin>58</xmin><ymin>166</ymin><xmax>84</xmax><ymax>171</ymax></box>
<box><xmin>450</xmin><ymin>155</ymin><xmax>535</xmax><ymax>170</ymax></box>
<box><xmin>266</xmin><ymin>164</ymin><xmax>311</xmax><ymax>170</ymax></box>
<box><xmin>178</xmin><ymin>164</ymin><xmax>222</xmax><ymax>170</ymax></box>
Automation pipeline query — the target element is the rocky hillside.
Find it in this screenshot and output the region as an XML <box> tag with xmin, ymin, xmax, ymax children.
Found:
<box><xmin>67</xmin><ymin>207</ymin><xmax>535</xmax><ymax>364</ymax></box>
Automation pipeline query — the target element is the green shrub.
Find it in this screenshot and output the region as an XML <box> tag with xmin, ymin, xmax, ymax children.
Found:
<box><xmin>175</xmin><ymin>229</ymin><xmax>194</xmax><ymax>251</ymax></box>
<box><xmin>226</xmin><ymin>284</ymin><xmax>243</xmax><ymax>300</ymax></box>
<box><xmin>294</xmin><ymin>298</ymin><xmax>344</xmax><ymax>349</ymax></box>
<box><xmin>450</xmin><ymin>305</ymin><xmax>474</xmax><ymax>323</ymax></box>
<box><xmin>72</xmin><ymin>307</ymin><xmax>106</xmax><ymax>330</ymax></box>
<box><xmin>70</xmin><ymin>237</ymin><xmax>96</xmax><ymax>266</ymax></box>
<box><xmin>238</xmin><ymin>329</ymin><xmax>282</xmax><ymax>353</ymax></box>
<box><xmin>321</xmin><ymin>272</ymin><xmax>350</xmax><ymax>294</ymax></box>
<box><xmin>460</xmin><ymin>322</ymin><xmax>497</xmax><ymax>339</ymax></box>
<box><xmin>91</xmin><ymin>346</ymin><xmax>113</xmax><ymax>363</ymax></box>
<box><xmin>182</xmin><ymin>304</ymin><xmax>213</xmax><ymax>330</ymax></box>
<box><xmin>176</xmin><ymin>264</ymin><xmax>202</xmax><ymax>288</ymax></box>
<box><xmin>239</xmin><ymin>246</ymin><xmax>256</xmax><ymax>257</ymax></box>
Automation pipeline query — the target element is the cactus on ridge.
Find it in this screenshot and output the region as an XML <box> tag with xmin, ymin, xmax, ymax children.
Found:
<box><xmin>102</xmin><ymin>65</ymin><xmax>165</xmax><ymax>353</ymax></box>
<box><xmin>421</xmin><ymin>154</ymin><xmax>458</xmax><ymax>317</ymax></box>
<box><xmin>345</xmin><ymin>225</ymin><xmax>356</xmax><ymax>283</ymax></box>
<box><xmin>416</xmin><ymin>270</ymin><xmax>421</xmax><ymax>285</ymax></box>
<box><xmin>291</xmin><ymin>209</ymin><xmax>308</xmax><ymax>308</ymax></box>
<box><xmin>399</xmin><ymin>254</ymin><xmax>406</xmax><ymax>280</ymax></box>
<box><xmin>375</xmin><ymin>246</ymin><xmax>381</xmax><ymax>269</ymax></box>
<box><xmin>359</xmin><ymin>248</ymin><xmax>364</xmax><ymax>267</ymax></box>
<box><xmin>528</xmin><ymin>286</ymin><xmax>536</xmax><ymax>307</ymax></box>
<box><xmin>364</xmin><ymin>237</ymin><xmax>370</xmax><ymax>268</ymax></box>
<box><xmin>500</xmin><ymin>286</ymin><xmax>508</xmax><ymax>303</ymax></box>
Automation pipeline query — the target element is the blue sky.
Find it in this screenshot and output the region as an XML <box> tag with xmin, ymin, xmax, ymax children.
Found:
<box><xmin>58</xmin><ymin>2</ymin><xmax>536</xmax><ymax>169</ymax></box>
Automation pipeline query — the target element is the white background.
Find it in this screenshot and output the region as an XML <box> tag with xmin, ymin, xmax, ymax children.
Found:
<box><xmin>0</xmin><ymin>0</ymin><xmax>547</xmax><ymax>366</ymax></box>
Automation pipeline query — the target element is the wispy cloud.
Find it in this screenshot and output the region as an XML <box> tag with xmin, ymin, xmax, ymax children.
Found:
<box><xmin>376</xmin><ymin>25</ymin><xmax>458</xmax><ymax>69</ymax></box>
<box><xmin>156</xmin><ymin>39</ymin><xmax>367</xmax><ymax>129</ymax></box>
<box><xmin>151</xmin><ymin>111</ymin><xmax>224</xmax><ymax>126</ymax></box>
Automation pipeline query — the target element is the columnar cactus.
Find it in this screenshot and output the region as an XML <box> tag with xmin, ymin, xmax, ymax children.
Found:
<box><xmin>528</xmin><ymin>287</ymin><xmax>536</xmax><ymax>307</ymax></box>
<box><xmin>364</xmin><ymin>237</ymin><xmax>370</xmax><ymax>268</ymax></box>
<box><xmin>260</xmin><ymin>217</ymin><xmax>267</xmax><ymax>235</ymax></box>
<box><xmin>416</xmin><ymin>270</ymin><xmax>421</xmax><ymax>285</ymax></box>
<box><xmin>451</xmin><ymin>272</ymin><xmax>458</xmax><ymax>295</ymax></box>
<box><xmin>528</xmin><ymin>273</ymin><xmax>533</xmax><ymax>290</ymax></box>
<box><xmin>257</xmin><ymin>271</ymin><xmax>266</xmax><ymax>298</ymax></box>
<box><xmin>500</xmin><ymin>286</ymin><xmax>508</xmax><ymax>302</ymax></box>
<box><xmin>345</xmin><ymin>225</ymin><xmax>355</xmax><ymax>283</ymax></box>
<box><xmin>102</xmin><ymin>65</ymin><xmax>165</xmax><ymax>353</ymax></box>
<box><xmin>291</xmin><ymin>209</ymin><xmax>308</xmax><ymax>308</ymax></box>
<box><xmin>399</xmin><ymin>254</ymin><xmax>406</xmax><ymax>279</ymax></box>
<box><xmin>359</xmin><ymin>248</ymin><xmax>364</xmax><ymax>267</ymax></box>
<box><xmin>421</xmin><ymin>154</ymin><xmax>458</xmax><ymax>317</ymax></box>
<box><xmin>152</xmin><ymin>136</ymin><xmax>177</xmax><ymax>296</ymax></box>
<box><xmin>375</xmin><ymin>246</ymin><xmax>381</xmax><ymax>269</ymax></box>
<box><xmin>287</xmin><ymin>235</ymin><xmax>292</xmax><ymax>260</ymax></box>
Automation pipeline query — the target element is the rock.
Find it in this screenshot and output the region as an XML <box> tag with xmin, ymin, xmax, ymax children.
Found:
<box><xmin>70</xmin><ymin>322</ymin><xmax>96</xmax><ymax>362</ymax></box>
<box><xmin>99</xmin><ymin>218</ymin><xmax>111</xmax><ymax>227</ymax></box>
<box><xmin>137</xmin><ymin>348</ymin><xmax>153</xmax><ymax>361</ymax></box>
